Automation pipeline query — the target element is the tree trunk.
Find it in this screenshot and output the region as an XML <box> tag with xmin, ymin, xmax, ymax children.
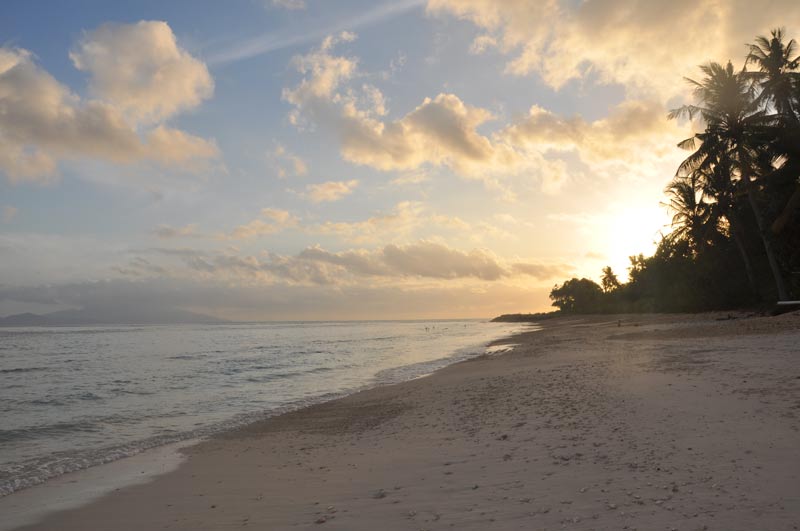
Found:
<box><xmin>770</xmin><ymin>183</ymin><xmax>800</xmax><ymax>234</ymax></box>
<box><xmin>727</xmin><ymin>209</ymin><xmax>759</xmax><ymax>298</ymax></box>
<box><xmin>747</xmin><ymin>190</ymin><xmax>790</xmax><ymax>300</ymax></box>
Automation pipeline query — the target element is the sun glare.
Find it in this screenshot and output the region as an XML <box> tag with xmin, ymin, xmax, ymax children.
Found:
<box><xmin>604</xmin><ymin>204</ymin><xmax>671</xmax><ymax>282</ymax></box>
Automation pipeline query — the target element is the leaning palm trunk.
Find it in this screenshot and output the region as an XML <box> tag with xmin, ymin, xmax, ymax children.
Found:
<box><xmin>771</xmin><ymin>183</ymin><xmax>800</xmax><ymax>233</ymax></box>
<box><xmin>739</xmin><ymin>147</ymin><xmax>791</xmax><ymax>301</ymax></box>
<box><xmin>746</xmin><ymin>189</ymin><xmax>790</xmax><ymax>300</ymax></box>
<box><xmin>727</xmin><ymin>209</ymin><xmax>760</xmax><ymax>298</ymax></box>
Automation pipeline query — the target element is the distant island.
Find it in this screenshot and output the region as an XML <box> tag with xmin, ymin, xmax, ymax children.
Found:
<box><xmin>0</xmin><ymin>307</ymin><xmax>227</xmax><ymax>327</ymax></box>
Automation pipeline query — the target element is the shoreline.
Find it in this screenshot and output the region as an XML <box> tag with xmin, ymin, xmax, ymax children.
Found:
<box><xmin>0</xmin><ymin>441</ymin><xmax>191</xmax><ymax>531</ymax></box>
<box><xmin>6</xmin><ymin>312</ymin><xmax>800</xmax><ymax>530</ymax></box>
<box><xmin>0</xmin><ymin>322</ymin><xmax>530</xmax><ymax>526</ymax></box>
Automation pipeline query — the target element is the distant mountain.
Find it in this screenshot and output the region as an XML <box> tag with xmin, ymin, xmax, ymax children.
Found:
<box><xmin>0</xmin><ymin>307</ymin><xmax>227</xmax><ymax>327</ymax></box>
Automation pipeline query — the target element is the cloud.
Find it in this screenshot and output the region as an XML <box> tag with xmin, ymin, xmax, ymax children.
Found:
<box><xmin>271</xmin><ymin>0</ymin><xmax>305</xmax><ymax>10</ymax></box>
<box><xmin>145</xmin><ymin>126</ymin><xmax>219</xmax><ymax>167</ymax></box>
<box><xmin>283</xmin><ymin>36</ymin><xmax>529</xmax><ymax>182</ymax></box>
<box><xmin>304</xmin><ymin>179</ymin><xmax>359</xmax><ymax>203</ymax></box>
<box><xmin>270</xmin><ymin>144</ymin><xmax>308</xmax><ymax>178</ymax></box>
<box><xmin>338</xmin><ymin>93</ymin><xmax>521</xmax><ymax>176</ymax></box>
<box><xmin>510</xmin><ymin>262</ymin><xmax>567</xmax><ymax>279</ymax></box>
<box><xmin>135</xmin><ymin>240</ymin><xmax>570</xmax><ymax>285</ymax></box>
<box><xmin>0</xmin><ymin>23</ymin><xmax>217</xmax><ymax>184</ymax></box>
<box><xmin>426</xmin><ymin>0</ymin><xmax>800</xmax><ymax>96</ymax></box>
<box><xmin>113</xmin><ymin>256</ymin><xmax>169</xmax><ymax>277</ymax></box>
<box><xmin>225</xmin><ymin>208</ymin><xmax>299</xmax><ymax>240</ymax></box>
<box><xmin>312</xmin><ymin>201</ymin><xmax>424</xmax><ymax>244</ymax></box>
<box><xmin>469</xmin><ymin>34</ymin><xmax>498</xmax><ymax>54</ymax></box>
<box><xmin>2</xmin><ymin>205</ymin><xmax>18</xmax><ymax>223</ymax></box>
<box><xmin>391</xmin><ymin>170</ymin><xmax>429</xmax><ymax>186</ymax></box>
<box><xmin>209</xmin><ymin>0</ymin><xmax>425</xmax><ymax>65</ymax></box>
<box><xmin>282</xmin><ymin>31</ymin><xmax>358</xmax><ymax>108</ymax></box>
<box><xmin>294</xmin><ymin>242</ymin><xmax>511</xmax><ymax>281</ymax></box>
<box><xmin>382</xmin><ymin>241</ymin><xmax>506</xmax><ymax>280</ymax></box>
<box><xmin>0</xmin><ymin>277</ymin><xmax>554</xmax><ymax>320</ymax></box>
<box><xmin>282</xmin><ymin>34</ymin><xmax>685</xmax><ymax>194</ymax></box>
<box><xmin>500</xmin><ymin>99</ymin><xmax>687</xmax><ymax>176</ymax></box>
<box><xmin>156</xmin><ymin>200</ymin><xmax>514</xmax><ymax>249</ymax></box>
<box><xmin>153</xmin><ymin>224</ymin><xmax>198</xmax><ymax>239</ymax></box>
<box><xmin>249</xmin><ymin>241</ymin><xmax>565</xmax><ymax>283</ymax></box>
<box><xmin>70</xmin><ymin>21</ymin><xmax>214</xmax><ymax>123</ymax></box>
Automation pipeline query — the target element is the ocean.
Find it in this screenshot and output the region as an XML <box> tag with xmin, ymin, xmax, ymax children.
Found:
<box><xmin>0</xmin><ymin>319</ymin><xmax>526</xmax><ymax>497</ymax></box>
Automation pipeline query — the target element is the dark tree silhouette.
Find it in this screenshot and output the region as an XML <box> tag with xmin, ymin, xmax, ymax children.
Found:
<box><xmin>669</xmin><ymin>60</ymin><xmax>790</xmax><ymax>300</ymax></box>
<box><xmin>600</xmin><ymin>266</ymin><xmax>621</xmax><ymax>293</ymax></box>
<box><xmin>545</xmin><ymin>29</ymin><xmax>799</xmax><ymax>315</ymax></box>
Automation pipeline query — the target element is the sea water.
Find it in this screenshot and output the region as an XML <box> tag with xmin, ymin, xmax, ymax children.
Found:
<box><xmin>0</xmin><ymin>319</ymin><xmax>527</xmax><ymax>497</ymax></box>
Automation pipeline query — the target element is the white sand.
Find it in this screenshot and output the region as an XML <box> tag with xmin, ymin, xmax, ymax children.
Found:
<box><xmin>7</xmin><ymin>312</ymin><xmax>800</xmax><ymax>530</ymax></box>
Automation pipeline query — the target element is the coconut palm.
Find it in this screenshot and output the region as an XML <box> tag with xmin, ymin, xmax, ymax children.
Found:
<box><xmin>669</xmin><ymin>61</ymin><xmax>790</xmax><ymax>300</ymax></box>
<box><xmin>671</xmin><ymin>159</ymin><xmax>760</xmax><ymax>297</ymax></box>
<box><xmin>745</xmin><ymin>28</ymin><xmax>800</xmax><ymax>236</ymax></box>
<box><xmin>745</xmin><ymin>28</ymin><xmax>800</xmax><ymax>121</ymax></box>
<box><xmin>600</xmin><ymin>266</ymin><xmax>620</xmax><ymax>293</ymax></box>
<box><xmin>663</xmin><ymin>173</ymin><xmax>719</xmax><ymax>254</ymax></box>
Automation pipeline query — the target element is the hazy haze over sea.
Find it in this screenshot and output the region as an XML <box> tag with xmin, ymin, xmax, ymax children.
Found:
<box><xmin>0</xmin><ymin>320</ymin><xmax>527</xmax><ymax>496</ymax></box>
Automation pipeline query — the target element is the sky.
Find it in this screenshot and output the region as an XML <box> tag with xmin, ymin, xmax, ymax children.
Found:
<box><xmin>1</xmin><ymin>0</ymin><xmax>798</xmax><ymax>320</ymax></box>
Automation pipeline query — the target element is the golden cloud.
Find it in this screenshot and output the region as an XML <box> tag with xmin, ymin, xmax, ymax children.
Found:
<box><xmin>427</xmin><ymin>0</ymin><xmax>800</xmax><ymax>96</ymax></box>
<box><xmin>0</xmin><ymin>22</ymin><xmax>217</xmax><ymax>184</ymax></box>
<box><xmin>70</xmin><ymin>21</ymin><xmax>214</xmax><ymax>123</ymax></box>
<box><xmin>304</xmin><ymin>179</ymin><xmax>359</xmax><ymax>203</ymax></box>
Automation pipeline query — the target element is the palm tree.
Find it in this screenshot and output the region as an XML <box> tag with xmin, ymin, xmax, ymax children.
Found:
<box><xmin>663</xmin><ymin>173</ymin><xmax>719</xmax><ymax>254</ymax></box>
<box><xmin>669</xmin><ymin>61</ymin><xmax>790</xmax><ymax>300</ymax></box>
<box><xmin>666</xmin><ymin>159</ymin><xmax>759</xmax><ymax>297</ymax></box>
<box><xmin>745</xmin><ymin>28</ymin><xmax>800</xmax><ymax>237</ymax></box>
<box><xmin>745</xmin><ymin>28</ymin><xmax>800</xmax><ymax>122</ymax></box>
<box><xmin>600</xmin><ymin>266</ymin><xmax>620</xmax><ymax>293</ymax></box>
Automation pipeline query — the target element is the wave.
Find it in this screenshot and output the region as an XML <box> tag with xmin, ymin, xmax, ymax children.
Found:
<box><xmin>0</xmin><ymin>320</ymin><xmax>525</xmax><ymax>498</ymax></box>
<box><xmin>0</xmin><ymin>367</ymin><xmax>49</xmax><ymax>374</ymax></box>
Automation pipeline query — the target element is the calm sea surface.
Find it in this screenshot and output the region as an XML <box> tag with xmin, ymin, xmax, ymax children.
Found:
<box><xmin>0</xmin><ymin>320</ymin><xmax>527</xmax><ymax>496</ymax></box>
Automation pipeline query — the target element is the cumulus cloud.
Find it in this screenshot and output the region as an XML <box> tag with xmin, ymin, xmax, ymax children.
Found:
<box><xmin>282</xmin><ymin>34</ymin><xmax>529</xmax><ymax>182</ymax></box>
<box><xmin>70</xmin><ymin>21</ymin><xmax>214</xmax><ymax>123</ymax></box>
<box><xmin>225</xmin><ymin>208</ymin><xmax>299</xmax><ymax>240</ymax></box>
<box><xmin>427</xmin><ymin>0</ymin><xmax>800</xmax><ymax>96</ymax></box>
<box><xmin>338</xmin><ymin>93</ymin><xmax>522</xmax><ymax>176</ymax></box>
<box><xmin>501</xmin><ymin>99</ymin><xmax>688</xmax><ymax>176</ymax></box>
<box><xmin>145</xmin><ymin>126</ymin><xmax>219</xmax><ymax>166</ymax></box>
<box><xmin>282</xmin><ymin>31</ymin><xmax>358</xmax><ymax>109</ymax></box>
<box><xmin>304</xmin><ymin>179</ymin><xmax>359</xmax><ymax>203</ymax></box>
<box><xmin>282</xmin><ymin>33</ymin><xmax>686</xmax><ymax>193</ymax></box>
<box><xmin>0</xmin><ymin>22</ymin><xmax>217</xmax><ymax>184</ymax></box>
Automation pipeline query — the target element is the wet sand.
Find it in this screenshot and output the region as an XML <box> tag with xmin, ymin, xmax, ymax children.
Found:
<box><xmin>8</xmin><ymin>312</ymin><xmax>800</xmax><ymax>530</ymax></box>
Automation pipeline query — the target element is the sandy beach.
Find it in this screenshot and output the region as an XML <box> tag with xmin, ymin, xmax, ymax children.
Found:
<box><xmin>6</xmin><ymin>312</ymin><xmax>800</xmax><ymax>530</ymax></box>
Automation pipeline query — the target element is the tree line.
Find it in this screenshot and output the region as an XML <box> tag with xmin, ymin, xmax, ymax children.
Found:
<box><xmin>550</xmin><ymin>29</ymin><xmax>799</xmax><ymax>314</ymax></box>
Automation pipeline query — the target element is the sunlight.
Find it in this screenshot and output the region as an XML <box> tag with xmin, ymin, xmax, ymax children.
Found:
<box><xmin>604</xmin><ymin>204</ymin><xmax>671</xmax><ymax>281</ymax></box>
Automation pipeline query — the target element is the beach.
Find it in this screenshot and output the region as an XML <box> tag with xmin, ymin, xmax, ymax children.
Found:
<box><xmin>5</xmin><ymin>312</ymin><xmax>800</xmax><ymax>530</ymax></box>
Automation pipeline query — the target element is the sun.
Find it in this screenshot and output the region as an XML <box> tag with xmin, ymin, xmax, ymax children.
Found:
<box><xmin>603</xmin><ymin>204</ymin><xmax>671</xmax><ymax>282</ymax></box>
